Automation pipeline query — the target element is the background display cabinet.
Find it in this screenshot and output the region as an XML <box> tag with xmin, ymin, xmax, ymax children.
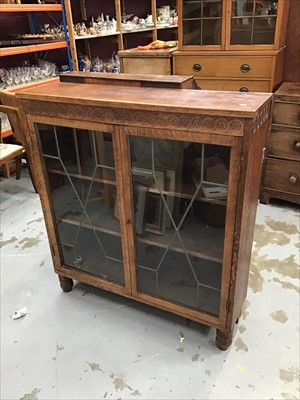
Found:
<box><xmin>18</xmin><ymin>78</ymin><xmax>272</xmax><ymax>350</ymax></box>
<box><xmin>174</xmin><ymin>0</ymin><xmax>290</xmax><ymax>92</ymax></box>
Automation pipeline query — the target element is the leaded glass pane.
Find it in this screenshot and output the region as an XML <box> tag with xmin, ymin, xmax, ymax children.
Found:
<box><xmin>231</xmin><ymin>0</ymin><xmax>278</xmax><ymax>45</ymax></box>
<box><xmin>182</xmin><ymin>0</ymin><xmax>223</xmax><ymax>46</ymax></box>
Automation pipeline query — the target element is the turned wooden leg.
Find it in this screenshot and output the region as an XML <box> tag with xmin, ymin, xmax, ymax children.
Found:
<box><xmin>216</xmin><ymin>329</ymin><xmax>233</xmax><ymax>351</ymax></box>
<box><xmin>58</xmin><ymin>275</ymin><xmax>73</xmax><ymax>292</ymax></box>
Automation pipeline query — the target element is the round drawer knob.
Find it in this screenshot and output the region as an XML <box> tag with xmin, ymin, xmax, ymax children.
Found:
<box><xmin>240</xmin><ymin>64</ymin><xmax>251</xmax><ymax>73</ymax></box>
<box><xmin>239</xmin><ymin>87</ymin><xmax>249</xmax><ymax>92</ymax></box>
<box><xmin>289</xmin><ymin>175</ymin><xmax>298</xmax><ymax>184</ymax></box>
<box><xmin>294</xmin><ymin>141</ymin><xmax>300</xmax><ymax>151</ymax></box>
<box><xmin>193</xmin><ymin>63</ymin><xmax>202</xmax><ymax>72</ymax></box>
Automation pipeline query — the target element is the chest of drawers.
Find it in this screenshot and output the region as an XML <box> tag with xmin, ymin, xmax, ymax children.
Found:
<box><xmin>173</xmin><ymin>50</ymin><xmax>285</xmax><ymax>93</ymax></box>
<box><xmin>260</xmin><ymin>82</ymin><xmax>300</xmax><ymax>204</ymax></box>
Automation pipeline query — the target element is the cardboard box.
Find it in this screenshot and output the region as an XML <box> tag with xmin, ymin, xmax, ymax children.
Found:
<box><xmin>205</xmin><ymin>156</ymin><xmax>228</xmax><ymax>184</ymax></box>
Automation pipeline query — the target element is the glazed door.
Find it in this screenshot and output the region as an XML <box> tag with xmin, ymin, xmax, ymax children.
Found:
<box><xmin>229</xmin><ymin>0</ymin><xmax>279</xmax><ymax>46</ymax></box>
<box><xmin>121</xmin><ymin>127</ymin><xmax>241</xmax><ymax>325</ymax></box>
<box><xmin>178</xmin><ymin>0</ymin><xmax>226</xmax><ymax>49</ymax></box>
<box><xmin>35</xmin><ymin>122</ymin><xmax>129</xmax><ymax>290</ymax></box>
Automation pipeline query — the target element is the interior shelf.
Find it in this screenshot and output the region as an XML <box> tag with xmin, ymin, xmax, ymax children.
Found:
<box><xmin>122</xmin><ymin>27</ymin><xmax>155</xmax><ymax>34</ymax></box>
<box><xmin>47</xmin><ymin>168</ymin><xmax>116</xmax><ymax>187</ymax></box>
<box><xmin>50</xmin><ymin>179</ymin><xmax>224</xmax><ymax>263</ymax></box>
<box><xmin>157</xmin><ymin>24</ymin><xmax>178</xmax><ymax>30</ymax></box>
<box><xmin>75</xmin><ymin>32</ymin><xmax>121</xmax><ymax>40</ymax></box>
<box><xmin>58</xmin><ymin>218</ymin><xmax>121</xmax><ymax>238</ymax></box>
<box><xmin>48</xmin><ymin>167</ymin><xmax>225</xmax><ymax>205</ymax></box>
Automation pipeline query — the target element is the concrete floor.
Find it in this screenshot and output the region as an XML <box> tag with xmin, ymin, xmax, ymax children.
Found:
<box><xmin>1</xmin><ymin>170</ymin><xmax>299</xmax><ymax>400</ymax></box>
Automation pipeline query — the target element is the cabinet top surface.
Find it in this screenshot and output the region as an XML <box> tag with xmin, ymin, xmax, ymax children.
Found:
<box><xmin>118</xmin><ymin>47</ymin><xmax>178</xmax><ymax>57</ymax></box>
<box><xmin>60</xmin><ymin>72</ymin><xmax>193</xmax><ymax>84</ymax></box>
<box><xmin>275</xmin><ymin>82</ymin><xmax>300</xmax><ymax>99</ymax></box>
<box><xmin>17</xmin><ymin>81</ymin><xmax>272</xmax><ymax>118</ymax></box>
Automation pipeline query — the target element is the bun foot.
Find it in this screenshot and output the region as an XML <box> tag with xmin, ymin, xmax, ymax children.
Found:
<box><xmin>58</xmin><ymin>275</ymin><xmax>73</xmax><ymax>292</ymax></box>
<box><xmin>216</xmin><ymin>329</ymin><xmax>233</xmax><ymax>351</ymax></box>
<box><xmin>236</xmin><ymin>310</ymin><xmax>242</xmax><ymax>324</ymax></box>
<box><xmin>259</xmin><ymin>191</ymin><xmax>270</xmax><ymax>205</ymax></box>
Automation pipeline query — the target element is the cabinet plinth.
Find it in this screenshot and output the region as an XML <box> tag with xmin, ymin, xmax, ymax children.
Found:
<box><xmin>17</xmin><ymin>78</ymin><xmax>272</xmax><ymax>350</ymax></box>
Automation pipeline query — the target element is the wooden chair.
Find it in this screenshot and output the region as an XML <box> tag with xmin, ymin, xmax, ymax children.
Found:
<box><xmin>0</xmin><ymin>96</ymin><xmax>38</xmax><ymax>192</ymax></box>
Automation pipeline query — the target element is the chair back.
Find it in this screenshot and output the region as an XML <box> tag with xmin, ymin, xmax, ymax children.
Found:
<box><xmin>0</xmin><ymin>104</ymin><xmax>24</xmax><ymax>144</ymax></box>
<box><xmin>0</xmin><ymin>90</ymin><xmax>26</xmax><ymax>144</ymax></box>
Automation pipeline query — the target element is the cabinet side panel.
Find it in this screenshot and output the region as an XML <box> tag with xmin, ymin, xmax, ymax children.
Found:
<box><xmin>229</xmin><ymin>109</ymin><xmax>272</xmax><ymax>328</ymax></box>
<box><xmin>283</xmin><ymin>0</ymin><xmax>300</xmax><ymax>82</ymax></box>
<box><xmin>272</xmin><ymin>49</ymin><xmax>285</xmax><ymax>92</ymax></box>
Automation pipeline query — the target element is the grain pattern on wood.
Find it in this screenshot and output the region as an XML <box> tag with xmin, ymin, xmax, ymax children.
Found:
<box><xmin>17</xmin><ymin>81</ymin><xmax>273</xmax><ymax>118</ymax></box>
<box><xmin>227</xmin><ymin>107</ymin><xmax>272</xmax><ymax>332</ymax></box>
<box><xmin>59</xmin><ymin>71</ymin><xmax>194</xmax><ymax>88</ymax></box>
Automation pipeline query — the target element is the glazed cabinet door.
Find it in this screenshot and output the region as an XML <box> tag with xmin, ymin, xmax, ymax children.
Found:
<box><xmin>230</xmin><ymin>0</ymin><xmax>279</xmax><ymax>46</ymax></box>
<box><xmin>35</xmin><ymin>122</ymin><xmax>129</xmax><ymax>291</ymax></box>
<box><xmin>178</xmin><ymin>0</ymin><xmax>226</xmax><ymax>49</ymax></box>
<box><xmin>120</xmin><ymin>127</ymin><xmax>241</xmax><ymax>324</ymax></box>
<box><xmin>178</xmin><ymin>0</ymin><xmax>289</xmax><ymax>50</ymax></box>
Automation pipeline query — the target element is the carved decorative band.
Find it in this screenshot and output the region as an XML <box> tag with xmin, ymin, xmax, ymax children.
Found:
<box><xmin>252</xmin><ymin>103</ymin><xmax>270</xmax><ymax>134</ymax></box>
<box><xmin>22</xmin><ymin>100</ymin><xmax>244</xmax><ymax>136</ymax></box>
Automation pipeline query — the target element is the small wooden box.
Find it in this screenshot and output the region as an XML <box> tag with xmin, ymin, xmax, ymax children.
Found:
<box><xmin>118</xmin><ymin>46</ymin><xmax>178</xmax><ymax>75</ymax></box>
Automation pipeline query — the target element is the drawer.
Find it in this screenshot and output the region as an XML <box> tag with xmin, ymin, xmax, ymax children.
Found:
<box><xmin>195</xmin><ymin>79</ymin><xmax>270</xmax><ymax>92</ymax></box>
<box><xmin>263</xmin><ymin>159</ymin><xmax>300</xmax><ymax>195</ymax></box>
<box><xmin>268</xmin><ymin>126</ymin><xmax>300</xmax><ymax>160</ymax></box>
<box><xmin>272</xmin><ymin>101</ymin><xmax>300</xmax><ymax>127</ymax></box>
<box><xmin>173</xmin><ymin>55</ymin><xmax>273</xmax><ymax>79</ymax></box>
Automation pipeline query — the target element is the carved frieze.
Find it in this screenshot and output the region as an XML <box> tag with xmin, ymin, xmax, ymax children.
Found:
<box><xmin>22</xmin><ymin>100</ymin><xmax>244</xmax><ymax>136</ymax></box>
<box><xmin>251</xmin><ymin>103</ymin><xmax>271</xmax><ymax>134</ymax></box>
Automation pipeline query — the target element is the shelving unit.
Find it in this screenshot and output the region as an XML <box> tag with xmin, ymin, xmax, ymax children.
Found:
<box><xmin>0</xmin><ymin>1</ymin><xmax>73</xmax><ymax>139</ymax></box>
<box><xmin>0</xmin><ymin>1</ymin><xmax>72</xmax><ymax>67</ymax></box>
<box><xmin>64</xmin><ymin>0</ymin><xmax>178</xmax><ymax>71</ymax></box>
<box><xmin>0</xmin><ymin>4</ymin><xmax>63</xmax><ymax>13</ymax></box>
